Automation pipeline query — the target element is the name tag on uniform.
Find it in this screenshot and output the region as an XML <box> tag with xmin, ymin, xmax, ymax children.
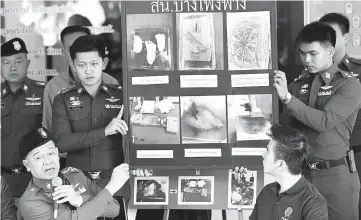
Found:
<box><xmin>25</xmin><ymin>101</ymin><xmax>41</xmax><ymax>106</ymax></box>
<box><xmin>69</xmin><ymin>100</ymin><xmax>83</xmax><ymax>110</ymax></box>
<box><xmin>299</xmin><ymin>89</ymin><xmax>308</xmax><ymax>94</ymax></box>
<box><xmin>105</xmin><ymin>104</ymin><xmax>122</xmax><ymax>109</ymax></box>
<box><xmin>318</xmin><ymin>91</ymin><xmax>332</xmax><ymax>96</ymax></box>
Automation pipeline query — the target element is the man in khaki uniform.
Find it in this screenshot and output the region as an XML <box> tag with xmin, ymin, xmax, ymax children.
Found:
<box><xmin>275</xmin><ymin>22</ymin><xmax>361</xmax><ymax>220</ymax></box>
<box><xmin>19</xmin><ymin>127</ymin><xmax>130</xmax><ymax>220</ymax></box>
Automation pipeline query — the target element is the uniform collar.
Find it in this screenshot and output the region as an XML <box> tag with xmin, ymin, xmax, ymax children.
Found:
<box><xmin>340</xmin><ymin>54</ymin><xmax>352</xmax><ymax>71</ymax></box>
<box><xmin>1</xmin><ymin>78</ymin><xmax>31</xmax><ymax>98</ymax></box>
<box><xmin>75</xmin><ymin>81</ymin><xmax>112</xmax><ymax>97</ymax></box>
<box><xmin>272</xmin><ymin>176</ymin><xmax>306</xmax><ymax>196</ymax></box>
<box><xmin>32</xmin><ymin>176</ymin><xmax>55</xmax><ymax>193</ymax></box>
<box><xmin>318</xmin><ymin>62</ymin><xmax>339</xmax><ymax>86</ymax></box>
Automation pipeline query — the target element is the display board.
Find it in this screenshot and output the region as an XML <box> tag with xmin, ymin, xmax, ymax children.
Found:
<box><xmin>122</xmin><ymin>0</ymin><xmax>278</xmax><ymax>210</ymax></box>
<box><xmin>304</xmin><ymin>0</ymin><xmax>361</xmax><ymax>59</ymax></box>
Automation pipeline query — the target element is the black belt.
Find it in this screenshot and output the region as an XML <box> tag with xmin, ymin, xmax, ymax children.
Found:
<box><xmin>308</xmin><ymin>158</ymin><xmax>346</xmax><ymax>170</ymax></box>
<box><xmin>1</xmin><ymin>166</ymin><xmax>27</xmax><ymax>175</ymax></box>
<box><xmin>84</xmin><ymin>169</ymin><xmax>113</xmax><ymax>180</ymax></box>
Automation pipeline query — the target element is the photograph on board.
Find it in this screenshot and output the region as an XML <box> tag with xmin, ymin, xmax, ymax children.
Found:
<box><xmin>228</xmin><ymin>170</ymin><xmax>257</xmax><ymax>208</ymax></box>
<box><xmin>178</xmin><ymin>176</ymin><xmax>214</xmax><ymax>205</ymax></box>
<box><xmin>227</xmin><ymin>11</ymin><xmax>271</xmax><ymax>70</ymax></box>
<box><xmin>177</xmin><ymin>13</ymin><xmax>223</xmax><ymax>70</ymax></box>
<box><xmin>130</xmin><ymin>96</ymin><xmax>180</xmax><ymax>144</ymax></box>
<box><xmin>227</xmin><ymin>94</ymin><xmax>272</xmax><ymax>142</ymax></box>
<box><xmin>134</xmin><ymin>176</ymin><xmax>169</xmax><ymax>205</ymax></box>
<box><xmin>180</xmin><ymin>96</ymin><xmax>227</xmax><ymax>144</ymax></box>
<box><xmin>127</xmin><ymin>13</ymin><xmax>173</xmax><ymax>70</ymax></box>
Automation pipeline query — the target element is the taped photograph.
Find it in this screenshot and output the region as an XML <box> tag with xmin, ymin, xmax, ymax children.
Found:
<box><xmin>180</xmin><ymin>96</ymin><xmax>227</xmax><ymax>144</ymax></box>
<box><xmin>178</xmin><ymin>176</ymin><xmax>214</xmax><ymax>205</ymax></box>
<box><xmin>178</xmin><ymin>13</ymin><xmax>223</xmax><ymax>70</ymax></box>
<box><xmin>134</xmin><ymin>176</ymin><xmax>169</xmax><ymax>205</ymax></box>
<box><xmin>227</xmin><ymin>11</ymin><xmax>271</xmax><ymax>70</ymax></box>
<box><xmin>127</xmin><ymin>14</ymin><xmax>173</xmax><ymax>70</ymax></box>
<box><xmin>130</xmin><ymin>96</ymin><xmax>180</xmax><ymax>144</ymax></box>
<box><xmin>228</xmin><ymin>170</ymin><xmax>257</xmax><ymax>208</ymax></box>
<box><xmin>227</xmin><ymin>95</ymin><xmax>272</xmax><ymax>142</ymax></box>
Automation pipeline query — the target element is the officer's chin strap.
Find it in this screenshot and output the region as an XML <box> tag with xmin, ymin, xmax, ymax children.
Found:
<box><xmin>237</xmin><ymin>207</ymin><xmax>244</xmax><ymax>220</ymax></box>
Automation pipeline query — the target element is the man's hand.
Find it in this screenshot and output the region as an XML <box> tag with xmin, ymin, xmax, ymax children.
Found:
<box><xmin>131</xmin><ymin>168</ymin><xmax>153</xmax><ymax>177</ymax></box>
<box><xmin>52</xmin><ymin>185</ymin><xmax>83</xmax><ymax>207</ymax></box>
<box><xmin>273</xmin><ymin>70</ymin><xmax>289</xmax><ymax>100</ymax></box>
<box><xmin>105</xmin><ymin>163</ymin><xmax>130</xmax><ymax>196</ymax></box>
<box><xmin>105</xmin><ymin>105</ymin><xmax>128</xmax><ymax>136</ymax></box>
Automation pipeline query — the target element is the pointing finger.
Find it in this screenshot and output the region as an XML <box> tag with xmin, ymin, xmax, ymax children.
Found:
<box><xmin>117</xmin><ymin>105</ymin><xmax>124</xmax><ymax>119</ymax></box>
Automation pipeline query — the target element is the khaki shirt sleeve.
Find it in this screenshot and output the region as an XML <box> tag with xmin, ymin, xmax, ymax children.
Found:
<box><xmin>42</xmin><ymin>83</ymin><xmax>54</xmax><ymax>131</ymax></box>
<box><xmin>1</xmin><ymin>177</ymin><xmax>17</xmax><ymax>220</ymax></box>
<box><xmin>52</xmin><ymin>94</ymin><xmax>106</xmax><ymax>153</ymax></box>
<box><xmin>286</xmin><ymin>79</ymin><xmax>361</xmax><ymax>132</ymax></box>
<box><xmin>102</xmin><ymin>72</ymin><xmax>119</xmax><ymax>85</ymax></box>
<box><xmin>19</xmin><ymin>190</ymin><xmax>118</xmax><ymax>220</ymax></box>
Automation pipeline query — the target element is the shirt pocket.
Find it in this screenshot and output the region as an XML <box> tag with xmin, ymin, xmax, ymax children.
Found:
<box><xmin>1</xmin><ymin>106</ymin><xmax>11</xmax><ymax>136</ymax></box>
<box><xmin>68</xmin><ymin>109</ymin><xmax>91</xmax><ymax>132</ymax></box>
<box><xmin>20</xmin><ymin>105</ymin><xmax>43</xmax><ymax>133</ymax></box>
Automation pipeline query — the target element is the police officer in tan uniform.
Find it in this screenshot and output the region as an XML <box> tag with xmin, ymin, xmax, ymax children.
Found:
<box><xmin>275</xmin><ymin>22</ymin><xmax>361</xmax><ymax>220</ymax></box>
<box><xmin>18</xmin><ymin>127</ymin><xmax>130</xmax><ymax>220</ymax></box>
<box><xmin>1</xmin><ymin>38</ymin><xmax>45</xmax><ymax>215</ymax></box>
<box><xmin>319</xmin><ymin>13</ymin><xmax>361</xmax><ymax>217</ymax></box>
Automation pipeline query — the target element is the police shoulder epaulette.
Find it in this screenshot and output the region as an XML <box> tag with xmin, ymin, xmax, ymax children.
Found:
<box><xmin>349</xmin><ymin>57</ymin><xmax>361</xmax><ymax>65</ymax></box>
<box><xmin>107</xmin><ymin>84</ymin><xmax>122</xmax><ymax>91</ymax></box>
<box><xmin>339</xmin><ymin>70</ymin><xmax>354</xmax><ymax>78</ymax></box>
<box><xmin>34</xmin><ymin>81</ymin><xmax>46</xmax><ymax>87</ymax></box>
<box><xmin>60</xmin><ymin>167</ymin><xmax>79</xmax><ymax>175</ymax></box>
<box><xmin>57</xmin><ymin>87</ymin><xmax>75</xmax><ymax>95</ymax></box>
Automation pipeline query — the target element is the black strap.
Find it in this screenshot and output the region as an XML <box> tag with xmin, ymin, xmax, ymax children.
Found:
<box><xmin>309</xmin><ymin>158</ymin><xmax>346</xmax><ymax>170</ymax></box>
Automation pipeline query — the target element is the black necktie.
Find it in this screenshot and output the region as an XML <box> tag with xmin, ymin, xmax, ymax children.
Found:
<box><xmin>308</xmin><ymin>74</ymin><xmax>322</xmax><ymax>108</ymax></box>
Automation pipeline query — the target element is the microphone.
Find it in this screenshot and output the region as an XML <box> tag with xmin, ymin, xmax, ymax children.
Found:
<box><xmin>52</xmin><ymin>177</ymin><xmax>63</xmax><ymax>219</ymax></box>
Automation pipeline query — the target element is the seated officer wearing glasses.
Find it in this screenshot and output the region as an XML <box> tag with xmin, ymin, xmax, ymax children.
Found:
<box><xmin>248</xmin><ymin>124</ymin><xmax>327</xmax><ymax>220</ymax></box>
<box><xmin>19</xmin><ymin>127</ymin><xmax>130</xmax><ymax>220</ymax></box>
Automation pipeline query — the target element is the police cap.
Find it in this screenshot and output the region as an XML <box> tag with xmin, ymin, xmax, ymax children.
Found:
<box><xmin>19</xmin><ymin>127</ymin><xmax>52</xmax><ymax>160</ymax></box>
<box><xmin>1</xmin><ymin>38</ymin><xmax>28</xmax><ymax>57</ymax></box>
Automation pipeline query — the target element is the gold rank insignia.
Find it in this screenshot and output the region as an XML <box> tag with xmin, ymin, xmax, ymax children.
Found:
<box><xmin>23</xmin><ymin>85</ymin><xmax>28</xmax><ymax>91</ymax></box>
<box><xmin>2</xmin><ymin>89</ymin><xmax>6</xmax><ymax>95</ymax></box>
<box><xmin>325</xmin><ymin>72</ymin><xmax>330</xmax><ymax>78</ymax></box>
<box><xmin>102</xmin><ymin>86</ymin><xmax>108</xmax><ymax>91</ymax></box>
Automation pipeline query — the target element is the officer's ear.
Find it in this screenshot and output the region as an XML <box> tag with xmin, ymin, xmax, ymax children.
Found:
<box><xmin>277</xmin><ymin>159</ymin><xmax>287</xmax><ymax>170</ymax></box>
<box><xmin>22</xmin><ymin>159</ymin><xmax>31</xmax><ymax>172</ymax></box>
<box><xmin>102</xmin><ymin>57</ymin><xmax>109</xmax><ymax>71</ymax></box>
<box><xmin>327</xmin><ymin>46</ymin><xmax>335</xmax><ymax>58</ymax></box>
<box><xmin>25</xmin><ymin>54</ymin><xmax>30</xmax><ymax>69</ymax></box>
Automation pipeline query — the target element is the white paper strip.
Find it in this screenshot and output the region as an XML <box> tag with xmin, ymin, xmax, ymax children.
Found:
<box><xmin>184</xmin><ymin>148</ymin><xmax>222</xmax><ymax>157</ymax></box>
<box><xmin>132</xmin><ymin>75</ymin><xmax>169</xmax><ymax>85</ymax></box>
<box><xmin>231</xmin><ymin>74</ymin><xmax>269</xmax><ymax>87</ymax></box>
<box><xmin>137</xmin><ymin>150</ymin><xmax>173</xmax><ymax>158</ymax></box>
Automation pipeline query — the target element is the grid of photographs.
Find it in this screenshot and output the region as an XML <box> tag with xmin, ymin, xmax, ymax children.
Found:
<box><xmin>126</xmin><ymin>11</ymin><xmax>271</xmax><ymax>71</ymax></box>
<box><xmin>228</xmin><ymin>170</ymin><xmax>257</xmax><ymax>208</ymax></box>
<box><xmin>134</xmin><ymin>176</ymin><xmax>169</xmax><ymax>205</ymax></box>
<box><xmin>178</xmin><ymin>176</ymin><xmax>214</xmax><ymax>205</ymax></box>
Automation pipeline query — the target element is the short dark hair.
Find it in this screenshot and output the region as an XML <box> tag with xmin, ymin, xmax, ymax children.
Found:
<box><xmin>60</xmin><ymin>25</ymin><xmax>91</xmax><ymax>43</ymax></box>
<box><xmin>69</xmin><ymin>35</ymin><xmax>106</xmax><ymax>61</ymax></box>
<box><xmin>319</xmin><ymin>13</ymin><xmax>350</xmax><ymax>34</ymax></box>
<box><xmin>296</xmin><ymin>21</ymin><xmax>336</xmax><ymax>48</ymax></box>
<box><xmin>268</xmin><ymin>124</ymin><xmax>312</xmax><ymax>175</ymax></box>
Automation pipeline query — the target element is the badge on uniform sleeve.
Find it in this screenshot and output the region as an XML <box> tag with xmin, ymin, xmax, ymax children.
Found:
<box><xmin>106</xmin><ymin>96</ymin><xmax>120</xmax><ymax>103</ymax></box>
<box><xmin>13</xmin><ymin>41</ymin><xmax>21</xmax><ymax>51</ymax></box>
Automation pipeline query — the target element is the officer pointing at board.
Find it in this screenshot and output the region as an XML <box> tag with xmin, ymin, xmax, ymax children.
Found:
<box><xmin>51</xmin><ymin>35</ymin><xmax>130</xmax><ymax>207</ymax></box>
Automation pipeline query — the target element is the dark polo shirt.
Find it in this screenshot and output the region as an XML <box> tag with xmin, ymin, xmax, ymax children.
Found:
<box><xmin>250</xmin><ymin>177</ymin><xmax>328</xmax><ymax>220</ymax></box>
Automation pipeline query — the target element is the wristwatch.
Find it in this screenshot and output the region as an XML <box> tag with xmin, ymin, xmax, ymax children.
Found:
<box><xmin>281</xmin><ymin>92</ymin><xmax>292</xmax><ymax>104</ymax></box>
